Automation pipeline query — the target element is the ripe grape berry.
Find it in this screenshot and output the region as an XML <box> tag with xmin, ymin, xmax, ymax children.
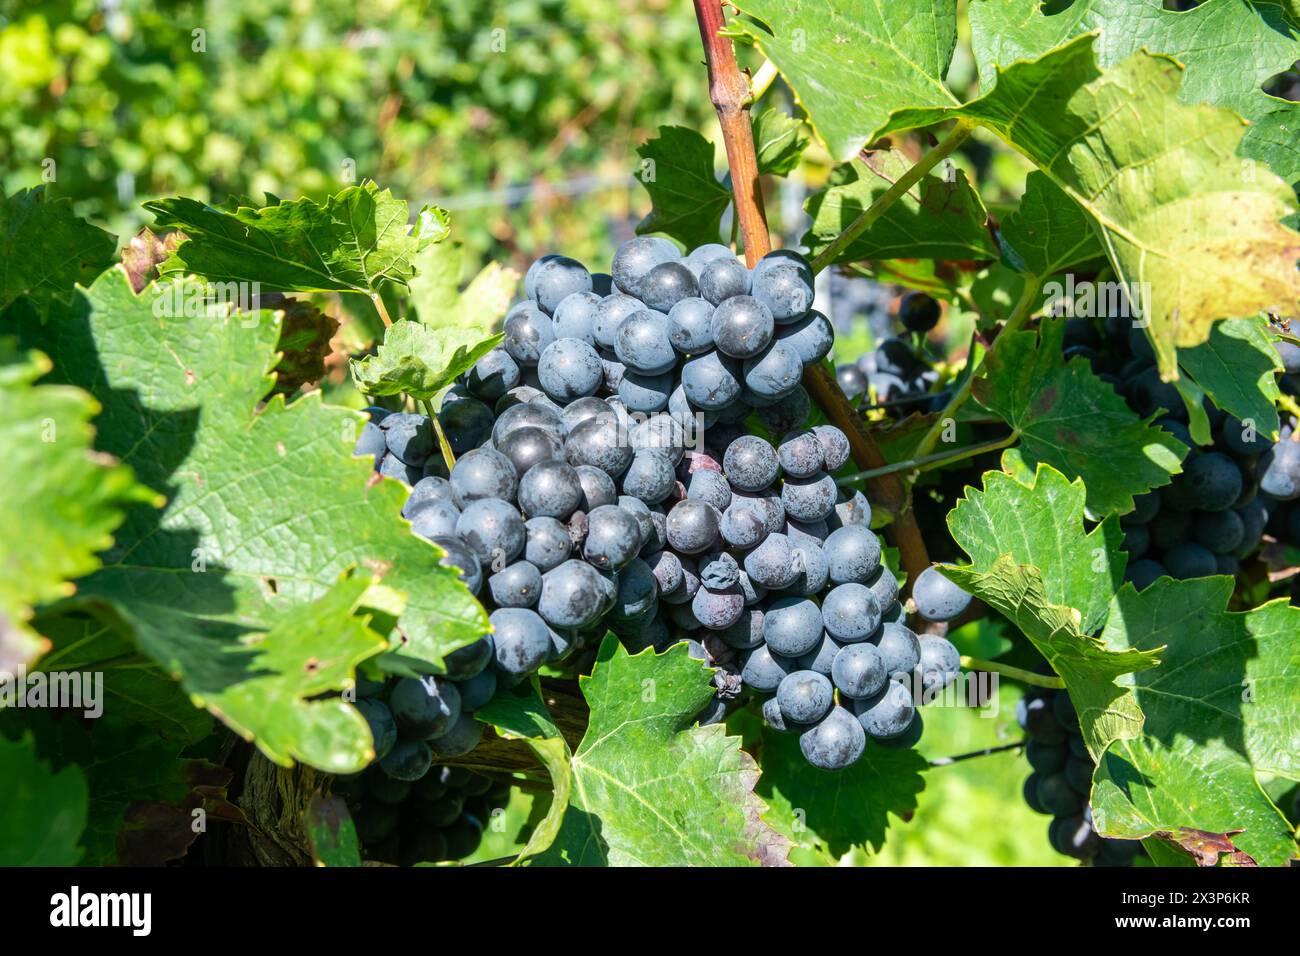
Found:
<box><xmin>351</xmin><ymin>241</ymin><xmax>942</xmax><ymax>773</ymax></box>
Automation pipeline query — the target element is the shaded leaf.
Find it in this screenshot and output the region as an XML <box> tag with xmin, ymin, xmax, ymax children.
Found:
<box><xmin>306</xmin><ymin>793</ymin><xmax>362</xmax><ymax>867</ymax></box>
<box><xmin>999</xmin><ymin>172</ymin><xmax>1105</xmax><ymax>278</ymax></box>
<box><xmin>0</xmin><ymin>187</ymin><xmax>116</xmax><ymax>312</ymax></box>
<box><xmin>0</xmin><ymin>732</ymin><xmax>86</xmax><ymax>865</ymax></box>
<box><xmin>752</xmin><ymin>108</ymin><xmax>809</xmax><ymax>177</ymax></box>
<box><xmin>1178</xmin><ymin>316</ymin><xmax>1283</xmax><ymax>439</ymax></box>
<box><xmin>634</xmin><ymin>126</ymin><xmax>729</xmax><ymax>250</ymax></box>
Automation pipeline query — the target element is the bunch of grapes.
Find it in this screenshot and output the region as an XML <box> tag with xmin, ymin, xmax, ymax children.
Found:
<box><xmin>1018</xmin><ymin>687</ymin><xmax>1144</xmax><ymax>866</ymax></box>
<box><xmin>352</xmin><ymin>238</ymin><xmax>965</xmax><ymax>772</ymax></box>
<box><xmin>835</xmin><ymin>292</ymin><xmax>947</xmax><ymax>416</ymax></box>
<box><xmin>1059</xmin><ymin>318</ymin><xmax>1300</xmax><ymax>588</ymax></box>
<box><xmin>334</xmin><ymin>759</ymin><xmax>511</xmax><ymax>866</ymax></box>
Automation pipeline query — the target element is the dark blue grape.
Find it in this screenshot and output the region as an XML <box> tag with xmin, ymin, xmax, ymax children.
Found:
<box><xmin>666</xmin><ymin>296</ymin><xmax>716</xmax><ymax>354</ymax></box>
<box><xmin>680</xmin><ymin>349</ymin><xmax>743</xmax><ymax>409</ymax></box>
<box><xmin>380</xmin><ymin>739</ymin><xmax>433</xmax><ymax>782</ymax></box>
<box><xmin>436</xmin><ymin>398</ymin><xmax>493</xmax><ymax>455</ymax></box>
<box><xmin>743</xmin><ymin>531</ymin><xmax>799</xmax><ymax>589</ymax></box>
<box><xmin>355</xmin><ymin>698</ymin><xmax>398</xmax><ymax>760</ymax></box>
<box><xmin>381</xmin><ymin>412</ymin><xmax>434</xmax><ymax>465</ymax></box>
<box><xmin>442</xmin><ymin>635</ymin><xmax>493</xmax><ymax>680</ymax></box>
<box><xmin>637</xmin><ymin>260</ymin><xmax>699</xmax><ymax>312</ymax></box>
<box><xmin>466</xmin><ymin>347</ymin><xmax>521</xmax><ymax>400</ymax></box>
<box><xmin>390</xmin><ymin>676</ymin><xmax>461</xmax><ymax>739</ymax></box>
<box><xmin>1193</xmin><ymin>508</ymin><xmax>1245</xmax><ymax>554</ymax></box>
<box><xmin>617</xmin><ymin>369</ymin><xmax>673</xmax><ymax>413</ymax></box>
<box><xmin>724</xmin><ymin>435</ymin><xmax>779</xmax><ymax>491</ymax></box>
<box><xmin>517</xmin><ymin>459</ymin><xmax>583</xmax><ymax>519</ymax></box>
<box><xmin>740</xmin><ymin>643</ymin><xmax>794</xmax><ymax>691</ymax></box>
<box><xmin>824</xmin><ymin>524</ymin><xmax>882</xmax><ymax>584</ymax></box>
<box><xmin>916</xmin><ymin>635</ymin><xmax>961</xmax><ymax>696</ymax></box>
<box><xmin>774</xmin><ymin>310</ymin><xmax>833</xmax><ymax>366</ymax></box>
<box><xmin>1163</xmin><ymin>542</ymin><xmax>1217</xmax><ymax>579</ymax></box>
<box><xmin>552</xmin><ymin>291</ymin><xmax>602</xmax><ymax>344</ymax></box>
<box><xmin>777</xmin><ymin>670</ymin><xmax>834</xmax><ymax>724</ymax></box>
<box><xmin>719</xmin><ymin>606</ymin><xmax>765</xmax><ymax>650</ymax></box>
<box><xmin>429</xmin><ymin>713</ymin><xmax>485</xmax><ymax>759</ymax></box>
<box><xmin>583</xmin><ymin>503</ymin><xmax>644</xmax><ymax>569</ymax></box>
<box><xmin>720</xmin><ymin>497</ymin><xmax>768</xmax><ymax>549</ymax></box>
<box><xmin>593</xmin><ymin>293</ymin><xmax>646</xmax><ymax>349</ymax></box>
<box><xmin>355</xmin><ymin>406</ymin><xmax>391</xmax><ymax>467</ymax></box>
<box><xmin>898</xmin><ymin>292</ymin><xmax>941</xmax><ymax>332</ymax></box>
<box><xmin>836</xmin><ymin>364</ymin><xmax>868</xmax><ymax>398</ymax></box>
<box><xmin>621</xmin><ymin>450</ymin><xmax>676</xmax><ymax>504</ymax></box>
<box><xmin>538</xmin><ymin>559</ymin><xmax>608</xmax><ymax>628</ymax></box>
<box><xmin>699</xmin><ymin>550</ymin><xmax>740</xmax><ymax>589</ymax></box>
<box><xmin>450</xmin><ymin>447</ymin><xmax>518</xmax><ymax>507</ymax></box>
<box><xmin>611</xmin><ymin>558</ymin><xmax>658</xmax><ymax>624</ymax></box>
<box><xmin>781</xmin><ymin>471</ymin><xmax>837</xmax><ymax>522</ymax></box>
<box><xmin>496</xmin><ymin>424</ymin><xmax>564</xmax><ymax>478</ymax></box>
<box><xmin>611</xmin><ymin>237</ymin><xmax>679</xmax><ymax>296</ymax></box>
<box><xmin>615</xmin><ymin>309</ymin><xmax>676</xmax><ymax>373</ymax></box>
<box><xmin>799</xmin><ymin>706</ymin><xmax>865</xmax><ymax>770</ymax></box>
<box><xmin>1258</xmin><ymin>441</ymin><xmax>1300</xmax><ymax>500</ymax></box>
<box><xmin>687</xmin><ymin>469</ymin><xmax>732</xmax><ymax>512</ymax></box>
<box><xmin>812</xmin><ymin>425</ymin><xmax>850</xmax><ymax>471</ymax></box>
<box><xmin>756</xmin><ymin>385</ymin><xmax>811</xmax><ymax>435</ymax></box>
<box><xmin>532</xmin><ymin>256</ymin><xmax>592</xmax><ymax>315</ymax></box>
<box><xmin>488</xmin><ymin>561</ymin><xmax>543</xmax><ymax>607</ymax></box>
<box><xmin>762</xmin><ymin>595</ymin><xmax>823</xmax><ymax>657</ymax></box>
<box><xmin>489</xmin><ymin>607</ymin><xmax>553</xmax><ymax>676</ymax></box>
<box><xmin>831</xmin><ymin>643</ymin><xmax>887</xmax><ymax>699</ymax></box>
<box><xmin>699</xmin><ymin>256</ymin><xmax>751</xmax><ymax>305</ymax></box>
<box><xmin>821</xmin><ymin>582</ymin><xmax>882</xmax><ymax>642</ymax></box>
<box><xmin>644</xmin><ymin>549</ymin><xmax>684</xmax><ymax>596</ymax></box>
<box><xmin>853</xmin><ymin>682</ymin><xmax>915</xmax><ymax>739</ymax></box>
<box><xmin>743</xmin><ymin>341</ymin><xmax>803</xmax><ymax>399</ymax></box>
<box><xmin>456</xmin><ymin>497</ymin><xmax>525</xmax><ymax>566</ymax></box>
<box><xmin>777</xmin><ymin>430</ymin><xmax>824</xmax><ymax>478</ymax></box>
<box><xmin>524</xmin><ymin>515</ymin><xmax>572</xmax><ymax>571</ymax></box>
<box><xmin>429</xmin><ymin>535</ymin><xmax>483</xmax><ymax>594</ymax></box>
<box><xmin>659</xmin><ymin>556</ymin><xmax>701</xmax><ymax>606</ymax></box>
<box><xmin>865</xmin><ymin>565</ymin><xmax>899</xmax><ymax>611</ymax></box>
<box><xmin>537</xmin><ymin>338</ymin><xmax>603</xmax><ymax>402</ymax></box>
<box><xmin>789</xmin><ymin>542</ymin><xmax>829</xmax><ymax>596</ymax></box>
<box><xmin>872</xmin><ymin>621</ymin><xmax>921</xmax><ymax>679</ymax></box>
<box><xmin>503</xmin><ymin>302</ymin><xmax>557</xmax><ymax>367</ymax></box>
<box><xmin>711</xmin><ymin>295</ymin><xmax>775</xmax><ymax>358</ymax></box>
<box><xmin>409</xmin><ymin>499</ymin><xmax>461</xmax><ymax>541</ymax></box>
<box><xmin>665</xmin><ymin>499</ymin><xmax>721</xmax><ymax>554</ymax></box>
<box><xmin>912</xmin><ymin>566</ymin><xmax>973</xmax><ymax>623</ymax></box>
<box><xmin>692</xmin><ymin>585</ymin><xmax>745</xmax><ymax>630</ymax></box>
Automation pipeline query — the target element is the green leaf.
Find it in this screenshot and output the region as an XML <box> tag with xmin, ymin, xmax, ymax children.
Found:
<box><xmin>146</xmin><ymin>182</ymin><xmax>448</xmax><ymax>296</ymax></box>
<box><xmin>944</xmin><ymin>465</ymin><xmax>1164</xmax><ymax>759</ymax></box>
<box><xmin>729</xmin><ymin>1</ymin><xmax>961</xmax><ymax>161</ymax></box>
<box><xmin>999</xmin><ymin>172</ymin><xmax>1105</xmax><ymax>278</ymax></box>
<box><xmin>1178</xmin><ymin>316</ymin><xmax>1283</xmax><ymax>439</ymax></box>
<box><xmin>0</xmin><ymin>187</ymin><xmax>116</xmax><ymax>313</ymax></box>
<box><xmin>12</xmin><ymin>270</ymin><xmax>490</xmax><ymax>770</ymax></box>
<box><xmin>752</xmin><ymin>108</ymin><xmax>809</xmax><ymax>176</ymax></box>
<box><xmin>634</xmin><ymin>126</ymin><xmax>730</xmax><ymax>250</ymax></box>
<box><xmin>972</xmin><ymin>319</ymin><xmax>1188</xmax><ymax>516</ymax></box>
<box><xmin>0</xmin><ymin>342</ymin><xmax>153</xmax><ymax>675</ymax></box>
<box><xmin>350</xmin><ymin>320</ymin><xmax>504</xmax><ymax>402</ymax></box>
<box><xmin>306</xmin><ymin>794</ymin><xmax>362</xmax><ymax>867</ymax></box>
<box><xmin>1093</xmin><ymin>578</ymin><xmax>1299</xmax><ymax>866</ymax></box>
<box><xmin>0</xmin><ymin>733</ymin><xmax>86</xmax><ymax>865</ymax></box>
<box><xmin>802</xmin><ymin>152</ymin><xmax>998</xmax><ymax>266</ymax></box>
<box><xmin>476</xmin><ymin>679</ymin><xmax>574</xmax><ymax>863</ymax></box>
<box><xmin>6</xmin><ymin>712</ymin><xmax>235</xmax><ymax>866</ymax></box>
<box><xmin>525</xmin><ymin>637</ymin><xmax>789</xmax><ymax>866</ymax></box>
<box><xmin>734</xmin><ymin>707</ymin><xmax>927</xmax><ymax>857</ymax></box>
<box><xmin>33</xmin><ymin>609</ymin><xmax>213</xmax><ymax>744</ymax></box>
<box><xmin>408</xmin><ymin>241</ymin><xmax>520</xmax><ymax>332</ymax></box>
<box><xmin>968</xmin><ymin>0</ymin><xmax>1300</xmax><ymax>195</ymax></box>
<box><xmin>881</xmin><ymin>38</ymin><xmax>1300</xmax><ymax>377</ymax></box>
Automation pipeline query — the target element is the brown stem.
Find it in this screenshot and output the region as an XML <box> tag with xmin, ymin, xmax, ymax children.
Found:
<box><xmin>691</xmin><ymin>1</ymin><xmax>931</xmax><ymax>594</ymax></box>
<box><xmin>693</xmin><ymin>0</ymin><xmax>769</xmax><ymax>265</ymax></box>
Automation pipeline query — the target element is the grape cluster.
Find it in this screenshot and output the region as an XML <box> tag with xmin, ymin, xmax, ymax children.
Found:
<box><xmin>1059</xmin><ymin>318</ymin><xmax>1300</xmax><ymax>588</ymax></box>
<box><xmin>1018</xmin><ymin>687</ymin><xmax>1144</xmax><ymax>866</ymax></box>
<box><xmin>835</xmin><ymin>292</ymin><xmax>946</xmax><ymax>415</ymax></box>
<box><xmin>334</xmin><ymin>758</ymin><xmax>511</xmax><ymax>866</ymax></box>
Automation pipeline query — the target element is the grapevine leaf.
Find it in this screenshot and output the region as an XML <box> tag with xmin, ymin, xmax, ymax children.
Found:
<box><xmin>1178</xmin><ymin>316</ymin><xmax>1283</xmax><ymax>439</ymax></box>
<box><xmin>527</xmin><ymin>637</ymin><xmax>789</xmax><ymax>866</ymax></box>
<box><xmin>408</xmin><ymin>241</ymin><xmax>520</xmax><ymax>332</ymax></box>
<box><xmin>752</xmin><ymin>108</ymin><xmax>809</xmax><ymax>177</ymax></box>
<box><xmin>0</xmin><ymin>187</ymin><xmax>116</xmax><ymax>313</ymax></box>
<box><xmin>0</xmin><ymin>342</ymin><xmax>153</xmax><ymax>676</ymax></box>
<box><xmin>968</xmin><ymin>0</ymin><xmax>1300</xmax><ymax>196</ymax></box>
<box><xmin>0</xmin><ymin>711</ymin><xmax>233</xmax><ymax>865</ymax></box>
<box><xmin>0</xmin><ymin>733</ymin><xmax>86</xmax><ymax>865</ymax></box>
<box><xmin>944</xmin><ymin>464</ymin><xmax>1164</xmax><ymax>759</ymax></box>
<box><xmin>728</xmin><ymin>1</ymin><xmax>961</xmax><ymax>161</ymax></box>
<box><xmin>880</xmin><ymin>38</ymin><xmax>1300</xmax><ymax>377</ymax></box>
<box><xmin>999</xmin><ymin>172</ymin><xmax>1105</xmax><ymax>278</ymax></box>
<box><xmin>32</xmin><ymin>609</ymin><xmax>213</xmax><ymax>744</ymax></box>
<box><xmin>634</xmin><ymin>126</ymin><xmax>730</xmax><ymax>250</ymax></box>
<box><xmin>972</xmin><ymin>319</ymin><xmax>1188</xmax><ymax>516</ymax></box>
<box><xmin>306</xmin><ymin>794</ymin><xmax>362</xmax><ymax>867</ymax></box>
<box><xmin>146</xmin><ymin>182</ymin><xmax>449</xmax><ymax>296</ymax></box>
<box><xmin>12</xmin><ymin>269</ymin><xmax>490</xmax><ymax>770</ymax></box>
<box><xmin>1091</xmin><ymin>578</ymin><xmax>1300</xmax><ymax>866</ymax></box>
<box><xmin>946</xmin><ymin>465</ymin><xmax>1126</xmax><ymax>633</ymax></box>
<box><xmin>734</xmin><ymin>708</ymin><xmax>927</xmax><ymax>857</ymax></box>
<box><xmin>803</xmin><ymin>152</ymin><xmax>998</xmax><ymax>266</ymax></box>
<box><xmin>476</xmin><ymin>679</ymin><xmax>574</xmax><ymax>864</ymax></box>
<box><xmin>350</xmin><ymin>319</ymin><xmax>504</xmax><ymax>402</ymax></box>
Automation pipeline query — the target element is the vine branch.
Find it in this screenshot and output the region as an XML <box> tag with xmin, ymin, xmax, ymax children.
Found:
<box><xmin>692</xmin><ymin>1</ymin><xmax>932</xmax><ymax>592</ymax></box>
<box><xmin>962</xmin><ymin>656</ymin><xmax>1066</xmax><ymax>689</ymax></box>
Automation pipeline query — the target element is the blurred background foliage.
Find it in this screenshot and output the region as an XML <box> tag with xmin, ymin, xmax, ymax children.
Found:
<box><xmin>1</xmin><ymin>0</ymin><xmax>1129</xmax><ymax>866</ymax></box>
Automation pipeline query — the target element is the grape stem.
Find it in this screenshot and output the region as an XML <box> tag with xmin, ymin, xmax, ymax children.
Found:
<box><xmin>835</xmin><ymin>432</ymin><xmax>1017</xmax><ymax>484</ymax></box>
<box><xmin>961</xmin><ymin>656</ymin><xmax>1066</xmax><ymax>689</ymax></box>
<box><xmin>422</xmin><ymin>397</ymin><xmax>457</xmax><ymax>472</ymax></box>
<box><xmin>747</xmin><ymin>59</ymin><xmax>779</xmax><ymax>104</ymax></box>
<box><xmin>912</xmin><ymin>276</ymin><xmax>1043</xmax><ymax>461</ymax></box>
<box><xmin>810</xmin><ymin>120</ymin><xmax>976</xmax><ymax>275</ymax></box>
<box><xmin>692</xmin><ymin>0</ymin><xmax>933</xmax><ymax>592</ymax></box>
<box><xmin>929</xmin><ymin>739</ymin><xmax>1027</xmax><ymax>767</ymax></box>
<box><xmin>372</xmin><ymin>292</ymin><xmax>393</xmax><ymax>328</ymax></box>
